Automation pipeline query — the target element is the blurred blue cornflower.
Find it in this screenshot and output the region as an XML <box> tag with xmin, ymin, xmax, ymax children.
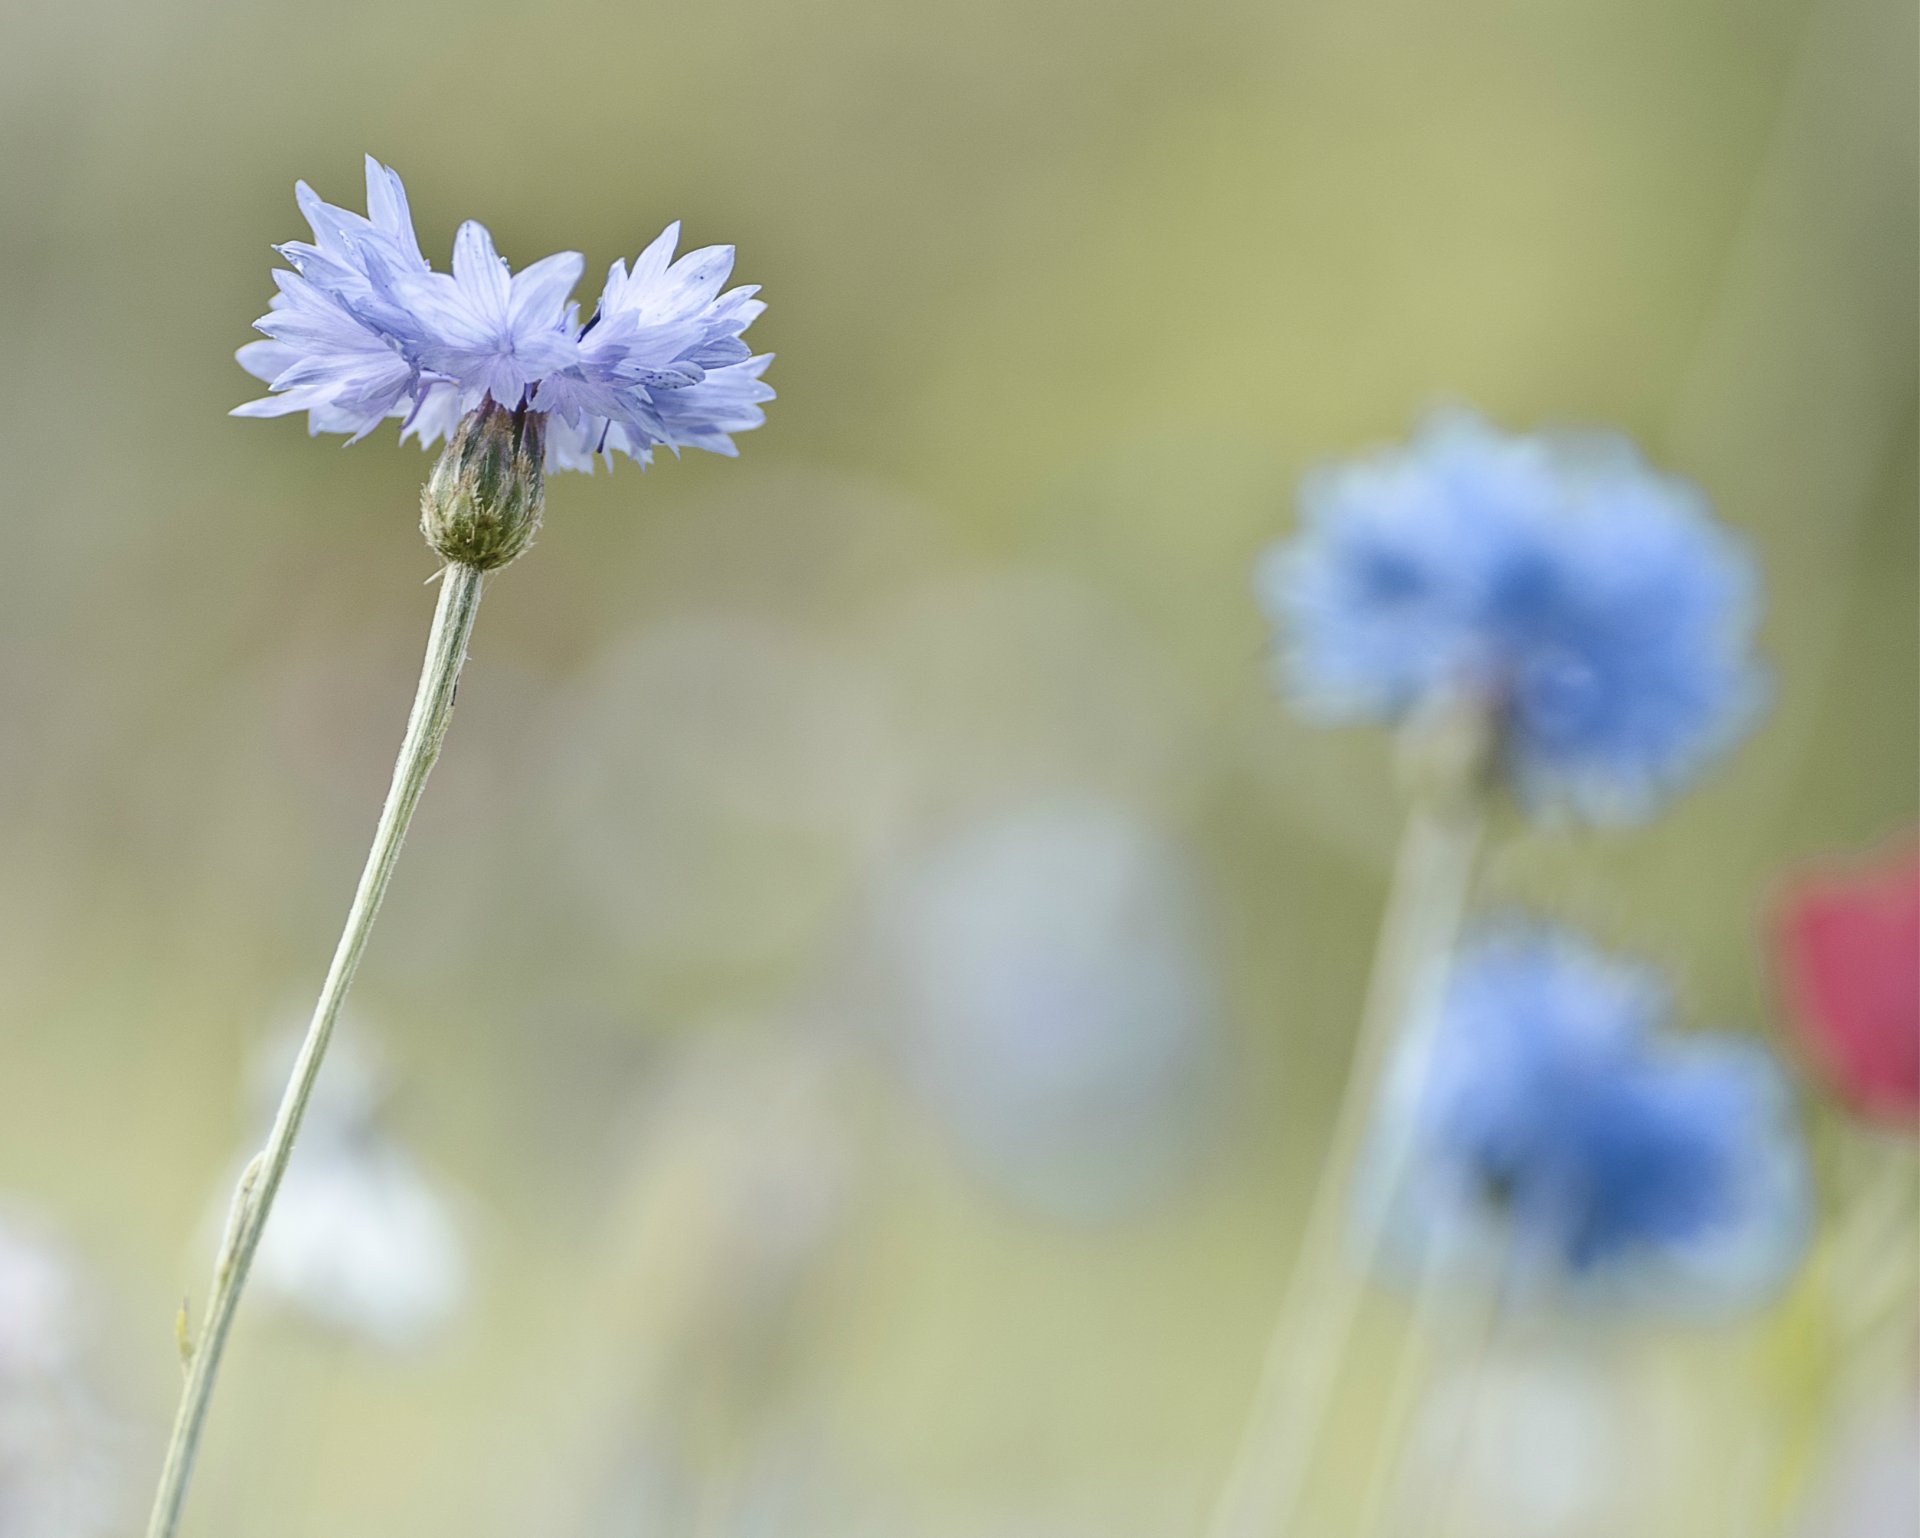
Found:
<box><xmin>234</xmin><ymin>157</ymin><xmax>772</xmax><ymax>470</ymax></box>
<box><xmin>1257</xmin><ymin>411</ymin><xmax>1764</xmax><ymax>820</ymax></box>
<box><xmin>1359</xmin><ymin>924</ymin><xmax>1809</xmax><ymax>1311</ymax></box>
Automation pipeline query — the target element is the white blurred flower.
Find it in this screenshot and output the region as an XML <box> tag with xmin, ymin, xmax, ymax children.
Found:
<box><xmin>1796</xmin><ymin>1396</ymin><xmax>1920</xmax><ymax>1538</ymax></box>
<box><xmin>0</xmin><ymin>1216</ymin><xmax>75</xmax><ymax>1380</ymax></box>
<box><xmin>212</xmin><ymin>1021</ymin><xmax>468</xmax><ymax>1348</ymax></box>
<box><xmin>1398</xmin><ymin>1341</ymin><xmax>1689</xmax><ymax>1538</ymax></box>
<box><xmin>247</xmin><ymin>1126</ymin><xmax>467</xmax><ymax>1349</ymax></box>
<box><xmin>0</xmin><ymin>1213</ymin><xmax>120</xmax><ymax>1538</ymax></box>
<box><xmin>872</xmin><ymin>796</ymin><xmax>1222</xmax><ymax>1218</ymax></box>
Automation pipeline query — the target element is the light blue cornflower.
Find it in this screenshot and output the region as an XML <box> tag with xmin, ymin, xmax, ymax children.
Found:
<box><xmin>1359</xmin><ymin>924</ymin><xmax>1809</xmax><ymax>1312</ymax></box>
<box><xmin>234</xmin><ymin>157</ymin><xmax>772</xmax><ymax>469</ymax></box>
<box><xmin>1256</xmin><ymin>411</ymin><xmax>1764</xmax><ymax>820</ymax></box>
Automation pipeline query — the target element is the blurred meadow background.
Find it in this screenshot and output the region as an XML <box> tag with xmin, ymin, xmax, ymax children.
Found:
<box><xmin>0</xmin><ymin>0</ymin><xmax>1915</xmax><ymax>1533</ymax></box>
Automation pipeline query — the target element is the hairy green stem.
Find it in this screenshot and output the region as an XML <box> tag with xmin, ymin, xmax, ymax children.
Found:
<box><xmin>145</xmin><ymin>561</ymin><xmax>486</xmax><ymax>1538</ymax></box>
<box><xmin>1203</xmin><ymin>790</ymin><xmax>1484</xmax><ymax>1538</ymax></box>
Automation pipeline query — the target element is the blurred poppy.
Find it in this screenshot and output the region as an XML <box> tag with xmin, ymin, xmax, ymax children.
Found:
<box><xmin>1773</xmin><ymin>839</ymin><xmax>1920</xmax><ymax>1127</ymax></box>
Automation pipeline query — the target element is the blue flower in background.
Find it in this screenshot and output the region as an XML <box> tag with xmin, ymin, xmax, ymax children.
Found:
<box><xmin>1360</xmin><ymin>925</ymin><xmax>1808</xmax><ymax>1311</ymax></box>
<box><xmin>234</xmin><ymin>157</ymin><xmax>772</xmax><ymax>469</ymax></box>
<box><xmin>1257</xmin><ymin>411</ymin><xmax>1764</xmax><ymax>820</ymax></box>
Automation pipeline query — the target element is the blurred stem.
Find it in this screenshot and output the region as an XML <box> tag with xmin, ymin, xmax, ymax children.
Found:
<box><xmin>1826</xmin><ymin>1138</ymin><xmax>1920</xmax><ymax>1390</ymax></box>
<box><xmin>145</xmin><ymin>561</ymin><xmax>486</xmax><ymax>1538</ymax></box>
<box><xmin>1350</xmin><ymin>1236</ymin><xmax>1454</xmax><ymax>1538</ymax></box>
<box><xmin>1411</xmin><ymin>1283</ymin><xmax>1502</xmax><ymax>1538</ymax></box>
<box><xmin>1204</xmin><ymin>713</ymin><xmax>1488</xmax><ymax>1538</ymax></box>
<box><xmin>1367</xmin><ymin>1225</ymin><xmax>1517</xmax><ymax>1538</ymax></box>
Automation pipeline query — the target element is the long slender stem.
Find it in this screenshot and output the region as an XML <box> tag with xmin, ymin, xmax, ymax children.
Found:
<box><xmin>1203</xmin><ymin>794</ymin><xmax>1484</xmax><ymax>1538</ymax></box>
<box><xmin>146</xmin><ymin>561</ymin><xmax>487</xmax><ymax>1538</ymax></box>
<box><xmin>1402</xmin><ymin>1282</ymin><xmax>1502</xmax><ymax>1538</ymax></box>
<box><xmin>1350</xmin><ymin>1232</ymin><xmax>1454</xmax><ymax>1538</ymax></box>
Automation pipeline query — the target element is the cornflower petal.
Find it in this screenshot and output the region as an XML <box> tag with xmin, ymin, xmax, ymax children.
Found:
<box><xmin>232</xmin><ymin>162</ymin><xmax>770</xmax><ymax>469</ymax></box>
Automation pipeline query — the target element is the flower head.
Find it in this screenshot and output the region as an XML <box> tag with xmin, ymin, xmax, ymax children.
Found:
<box><xmin>1772</xmin><ymin>838</ymin><xmax>1920</xmax><ymax>1127</ymax></box>
<box><xmin>235</xmin><ymin>157</ymin><xmax>772</xmax><ymax>470</ymax></box>
<box><xmin>1257</xmin><ymin>411</ymin><xmax>1764</xmax><ymax>820</ymax></box>
<box><xmin>1360</xmin><ymin>925</ymin><xmax>1809</xmax><ymax>1310</ymax></box>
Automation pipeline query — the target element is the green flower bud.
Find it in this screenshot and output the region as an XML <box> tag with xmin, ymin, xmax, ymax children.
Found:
<box><xmin>421</xmin><ymin>403</ymin><xmax>546</xmax><ymax>570</ymax></box>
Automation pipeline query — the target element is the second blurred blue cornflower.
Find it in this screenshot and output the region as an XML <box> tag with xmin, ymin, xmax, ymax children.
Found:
<box><xmin>234</xmin><ymin>156</ymin><xmax>773</xmax><ymax>469</ymax></box>
<box><xmin>1257</xmin><ymin>411</ymin><xmax>1764</xmax><ymax>820</ymax></box>
<box><xmin>1359</xmin><ymin>924</ymin><xmax>1809</xmax><ymax>1311</ymax></box>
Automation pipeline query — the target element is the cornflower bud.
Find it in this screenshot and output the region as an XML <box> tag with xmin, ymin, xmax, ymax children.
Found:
<box><xmin>421</xmin><ymin>402</ymin><xmax>545</xmax><ymax>570</ymax></box>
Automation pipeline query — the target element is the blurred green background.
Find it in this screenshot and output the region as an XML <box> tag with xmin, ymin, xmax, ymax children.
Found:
<box><xmin>0</xmin><ymin>0</ymin><xmax>1913</xmax><ymax>1533</ymax></box>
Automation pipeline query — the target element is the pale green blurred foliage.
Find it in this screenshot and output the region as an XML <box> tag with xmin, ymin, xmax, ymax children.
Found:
<box><xmin>0</xmin><ymin>0</ymin><xmax>1912</xmax><ymax>1532</ymax></box>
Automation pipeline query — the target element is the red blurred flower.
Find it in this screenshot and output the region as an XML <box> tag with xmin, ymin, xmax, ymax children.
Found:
<box><xmin>1773</xmin><ymin>838</ymin><xmax>1920</xmax><ymax>1126</ymax></box>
